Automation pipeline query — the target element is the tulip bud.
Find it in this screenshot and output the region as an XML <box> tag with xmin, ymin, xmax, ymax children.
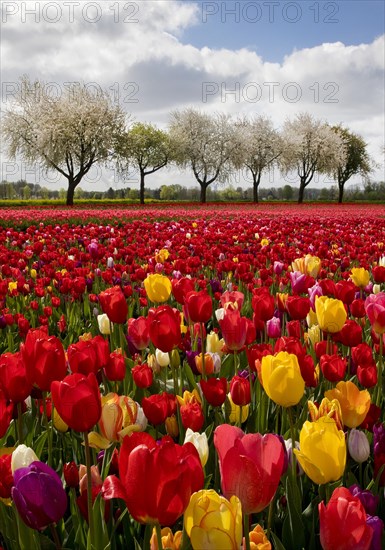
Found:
<box><xmin>11</xmin><ymin>445</ymin><xmax>39</xmax><ymax>474</ymax></box>
<box><xmin>63</xmin><ymin>461</ymin><xmax>79</xmax><ymax>488</ymax></box>
<box><xmin>97</xmin><ymin>313</ymin><xmax>111</xmax><ymax>335</ymax></box>
<box><xmin>348</xmin><ymin>429</ymin><xmax>370</xmax><ymax>463</ymax></box>
<box><xmin>165</xmin><ymin>415</ymin><xmax>179</xmax><ymax>438</ymax></box>
<box><xmin>169</xmin><ymin>349</ymin><xmax>180</xmax><ymax>369</ymax></box>
<box><xmin>266</xmin><ymin>317</ymin><xmax>281</xmax><ymax>339</ymax></box>
<box><xmin>184</xmin><ymin>428</ymin><xmax>209</xmax><ymax>467</ymax></box>
<box><xmin>155</xmin><ymin>349</ymin><xmax>170</xmax><ymax>368</ymax></box>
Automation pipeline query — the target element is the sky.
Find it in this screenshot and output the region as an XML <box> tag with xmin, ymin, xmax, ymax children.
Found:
<box><xmin>1</xmin><ymin>0</ymin><xmax>384</xmax><ymax>192</ymax></box>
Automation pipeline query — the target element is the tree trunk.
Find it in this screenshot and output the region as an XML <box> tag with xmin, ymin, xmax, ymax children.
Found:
<box><xmin>253</xmin><ymin>173</ymin><xmax>261</xmax><ymax>203</ymax></box>
<box><xmin>140</xmin><ymin>171</ymin><xmax>145</xmax><ymax>205</ymax></box>
<box><xmin>200</xmin><ymin>182</ymin><xmax>208</xmax><ymax>203</ymax></box>
<box><xmin>66</xmin><ymin>180</ymin><xmax>76</xmax><ymax>206</ymax></box>
<box><xmin>338</xmin><ymin>182</ymin><xmax>344</xmax><ymax>204</ymax></box>
<box><xmin>297</xmin><ymin>179</ymin><xmax>306</xmax><ymax>204</ymax></box>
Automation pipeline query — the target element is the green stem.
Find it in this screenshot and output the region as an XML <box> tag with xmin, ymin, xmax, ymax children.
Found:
<box><xmin>200</xmin><ymin>323</ymin><xmax>206</xmax><ymax>379</ymax></box>
<box><xmin>287</xmin><ymin>407</ymin><xmax>297</xmax><ymax>480</ymax></box>
<box><xmin>42</xmin><ymin>392</ymin><xmax>52</xmax><ymax>467</ymax></box>
<box><xmin>50</xmin><ymin>523</ymin><xmax>62</xmax><ymax>550</ymax></box>
<box><xmin>84</xmin><ymin>431</ymin><xmax>95</xmax><ymax>549</ymax></box>
<box><xmin>243</xmin><ymin>513</ymin><xmax>250</xmax><ymax>550</ymax></box>
<box><xmin>155</xmin><ymin>522</ymin><xmax>163</xmax><ymax>550</ymax></box>
<box><xmin>376</xmin><ymin>336</ymin><xmax>383</xmax><ymax>407</ymax></box>
<box><xmin>267</xmin><ymin>495</ymin><xmax>276</xmax><ymax>540</ymax></box>
<box><xmin>17</xmin><ymin>401</ymin><xmax>23</xmax><ymax>444</ymax></box>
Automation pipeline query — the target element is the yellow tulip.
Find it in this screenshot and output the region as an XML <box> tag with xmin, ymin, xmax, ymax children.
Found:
<box><xmin>150</xmin><ymin>527</ymin><xmax>182</xmax><ymax>550</ymax></box>
<box><xmin>294</xmin><ymin>417</ymin><xmax>346</xmax><ymax>485</ymax></box>
<box><xmin>154</xmin><ymin>248</ymin><xmax>170</xmax><ymax>264</ymax></box>
<box><xmin>53</xmin><ymin>408</ymin><xmax>69</xmax><ymax>433</ymax></box>
<box><xmin>261</xmin><ymin>352</ymin><xmax>305</xmax><ymax>407</ymax></box>
<box><xmin>249</xmin><ymin>524</ymin><xmax>272</xmax><ymax>550</ymax></box>
<box><xmin>315</xmin><ymin>296</ymin><xmax>347</xmax><ymax>333</ymax></box>
<box><xmin>292</xmin><ymin>255</ymin><xmax>321</xmax><ymax>278</ymax></box>
<box><xmin>227</xmin><ymin>393</ymin><xmax>249</xmax><ymax>424</ymax></box>
<box><xmin>305</xmin><ymin>255</ymin><xmax>321</xmax><ymax>278</ymax></box>
<box><xmin>184</xmin><ymin>490</ymin><xmax>242</xmax><ymax>550</ymax></box>
<box><xmin>306</xmin><ymin>325</ymin><xmax>321</xmax><ymax>347</ymax></box>
<box><xmin>143</xmin><ymin>274</ymin><xmax>172</xmax><ymax>303</ymax></box>
<box><xmin>206</xmin><ymin>331</ymin><xmax>224</xmax><ymax>356</ymax></box>
<box><xmin>325</xmin><ymin>381</ymin><xmax>371</xmax><ymax>428</ymax></box>
<box><xmin>308</xmin><ymin>397</ymin><xmax>343</xmax><ymax>431</ymax></box>
<box><xmin>350</xmin><ymin>267</ymin><xmax>370</xmax><ymax>288</ymax></box>
<box><xmin>88</xmin><ymin>393</ymin><xmax>140</xmax><ymax>449</ymax></box>
<box><xmin>306</xmin><ymin>308</ymin><xmax>318</xmax><ymax>328</ymax></box>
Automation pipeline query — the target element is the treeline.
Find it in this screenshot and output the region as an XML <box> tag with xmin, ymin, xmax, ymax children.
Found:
<box><xmin>1</xmin><ymin>180</ymin><xmax>384</xmax><ymax>202</ymax></box>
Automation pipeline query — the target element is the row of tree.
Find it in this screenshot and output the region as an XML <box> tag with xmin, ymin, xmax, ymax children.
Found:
<box><xmin>2</xmin><ymin>180</ymin><xmax>384</xmax><ymax>202</ymax></box>
<box><xmin>2</xmin><ymin>77</ymin><xmax>375</xmax><ymax>205</ymax></box>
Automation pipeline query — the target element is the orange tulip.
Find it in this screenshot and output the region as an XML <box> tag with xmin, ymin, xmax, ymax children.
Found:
<box><xmin>325</xmin><ymin>381</ymin><xmax>371</xmax><ymax>428</ymax></box>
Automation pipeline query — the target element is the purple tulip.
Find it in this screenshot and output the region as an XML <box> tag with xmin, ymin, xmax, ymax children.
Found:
<box><xmin>367</xmin><ymin>515</ymin><xmax>384</xmax><ymax>550</ymax></box>
<box><xmin>12</xmin><ymin>461</ymin><xmax>67</xmax><ymax>530</ymax></box>
<box><xmin>349</xmin><ymin>484</ymin><xmax>379</xmax><ymax>516</ymax></box>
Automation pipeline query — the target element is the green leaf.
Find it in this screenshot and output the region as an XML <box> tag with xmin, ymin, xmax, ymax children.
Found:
<box><xmin>282</xmin><ymin>475</ymin><xmax>306</xmax><ymax>550</ymax></box>
<box><xmin>270</xmin><ymin>531</ymin><xmax>287</xmax><ymax>550</ymax></box>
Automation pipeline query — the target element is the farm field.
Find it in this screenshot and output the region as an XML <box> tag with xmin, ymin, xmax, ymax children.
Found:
<box><xmin>0</xmin><ymin>203</ymin><xmax>384</xmax><ymax>550</ymax></box>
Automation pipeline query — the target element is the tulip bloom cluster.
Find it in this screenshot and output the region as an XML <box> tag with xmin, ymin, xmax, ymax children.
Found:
<box><xmin>0</xmin><ymin>203</ymin><xmax>384</xmax><ymax>550</ymax></box>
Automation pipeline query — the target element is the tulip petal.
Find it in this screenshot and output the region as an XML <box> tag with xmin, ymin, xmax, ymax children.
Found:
<box><xmin>190</xmin><ymin>526</ymin><xmax>236</xmax><ymax>550</ymax></box>
<box><xmin>101</xmin><ymin>475</ymin><xmax>127</xmax><ymax>501</ymax></box>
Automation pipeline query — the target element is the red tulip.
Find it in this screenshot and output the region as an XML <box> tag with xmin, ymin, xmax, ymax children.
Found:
<box><xmin>142</xmin><ymin>392</ymin><xmax>170</xmax><ymax>425</ymax></box>
<box><xmin>335</xmin><ymin>280</ymin><xmax>357</xmax><ymax>305</ymax></box>
<box><xmin>184</xmin><ymin>290</ymin><xmax>212</xmax><ymax>323</ymax></box>
<box><xmin>230</xmin><ymin>375</ymin><xmax>251</xmax><ymax>406</ymax></box>
<box><xmin>319</xmin><ymin>487</ymin><xmax>373</xmax><ymax>550</ymax></box>
<box><xmin>320</xmin><ymin>354</ymin><xmax>347</xmax><ymax>382</ymax></box>
<box><xmin>99</xmin><ymin>286</ymin><xmax>128</xmax><ymax>324</ymax></box>
<box><xmin>219</xmin><ymin>308</ymin><xmax>248</xmax><ymax>351</ymax></box>
<box><xmin>285</xmin><ymin>296</ymin><xmax>311</xmax><ymax>320</ymax></box>
<box><xmin>171</xmin><ymin>277</ymin><xmax>195</xmax><ymax>305</ymax></box>
<box><xmin>132</xmin><ymin>363</ymin><xmax>153</xmax><ymax>389</ymax></box>
<box><xmin>0</xmin><ymin>454</ymin><xmax>13</xmax><ymax>498</ymax></box>
<box><xmin>21</xmin><ymin>327</ymin><xmax>67</xmax><ymax>391</ymax></box>
<box><xmin>51</xmin><ymin>373</ymin><xmax>101</xmax><ymax>432</ymax></box>
<box><xmin>0</xmin><ymin>389</ymin><xmax>13</xmax><ymax>437</ymax></box>
<box><xmin>102</xmin><ymin>433</ymin><xmax>204</xmax><ymax>525</ymax></box>
<box><xmin>180</xmin><ymin>401</ymin><xmax>204</xmax><ymax>432</ymax></box>
<box><xmin>105</xmin><ymin>351</ymin><xmax>126</xmax><ymax>381</ymax></box>
<box><xmin>127</xmin><ymin>317</ymin><xmax>150</xmax><ymax>350</ymax></box>
<box><xmin>252</xmin><ymin>288</ymin><xmax>275</xmax><ymax>324</ymax></box>
<box><xmin>350</xmin><ymin>298</ymin><xmax>366</xmax><ymax>318</ymax></box>
<box><xmin>357</xmin><ymin>364</ymin><xmax>377</xmax><ymax>388</ymax></box>
<box><xmin>200</xmin><ymin>377</ymin><xmax>227</xmax><ymax>407</ymax></box>
<box><xmin>148</xmin><ymin>305</ymin><xmax>181</xmax><ymax>352</ymax></box>
<box><xmin>0</xmin><ymin>352</ymin><xmax>32</xmax><ymax>403</ymax></box>
<box><xmin>214</xmin><ymin>424</ymin><xmax>284</xmax><ymax>514</ymax></box>
<box><xmin>246</xmin><ymin>344</ymin><xmax>273</xmax><ymax>373</ymax></box>
<box><xmin>63</xmin><ymin>461</ymin><xmax>79</xmax><ymax>489</ymax></box>
<box><xmin>68</xmin><ymin>336</ymin><xmax>109</xmax><ymax>375</ymax></box>
<box><xmin>372</xmin><ymin>266</ymin><xmax>385</xmax><ymax>284</ymax></box>
<box><xmin>334</xmin><ymin>320</ymin><xmax>362</xmax><ymax>347</ymax></box>
<box><xmin>220</xmin><ymin>290</ymin><xmax>244</xmax><ymax>310</ymax></box>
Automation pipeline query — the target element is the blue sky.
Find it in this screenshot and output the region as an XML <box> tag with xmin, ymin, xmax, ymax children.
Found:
<box><xmin>183</xmin><ymin>1</ymin><xmax>385</xmax><ymax>62</ymax></box>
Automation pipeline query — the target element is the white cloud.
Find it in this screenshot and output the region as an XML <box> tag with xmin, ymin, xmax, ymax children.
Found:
<box><xmin>1</xmin><ymin>0</ymin><xmax>384</xmax><ymax>190</ymax></box>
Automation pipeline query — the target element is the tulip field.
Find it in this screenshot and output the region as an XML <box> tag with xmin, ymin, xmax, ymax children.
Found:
<box><xmin>0</xmin><ymin>202</ymin><xmax>385</xmax><ymax>550</ymax></box>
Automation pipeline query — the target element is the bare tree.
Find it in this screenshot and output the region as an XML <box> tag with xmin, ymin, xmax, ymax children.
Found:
<box><xmin>235</xmin><ymin>116</ymin><xmax>282</xmax><ymax>203</ymax></box>
<box><xmin>169</xmin><ymin>108</ymin><xmax>237</xmax><ymax>203</ymax></box>
<box><xmin>2</xmin><ymin>76</ymin><xmax>127</xmax><ymax>205</ymax></box>
<box><xmin>280</xmin><ymin>113</ymin><xmax>346</xmax><ymax>204</ymax></box>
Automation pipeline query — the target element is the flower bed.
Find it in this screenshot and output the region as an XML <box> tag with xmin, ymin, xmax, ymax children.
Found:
<box><xmin>0</xmin><ymin>203</ymin><xmax>384</xmax><ymax>549</ymax></box>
